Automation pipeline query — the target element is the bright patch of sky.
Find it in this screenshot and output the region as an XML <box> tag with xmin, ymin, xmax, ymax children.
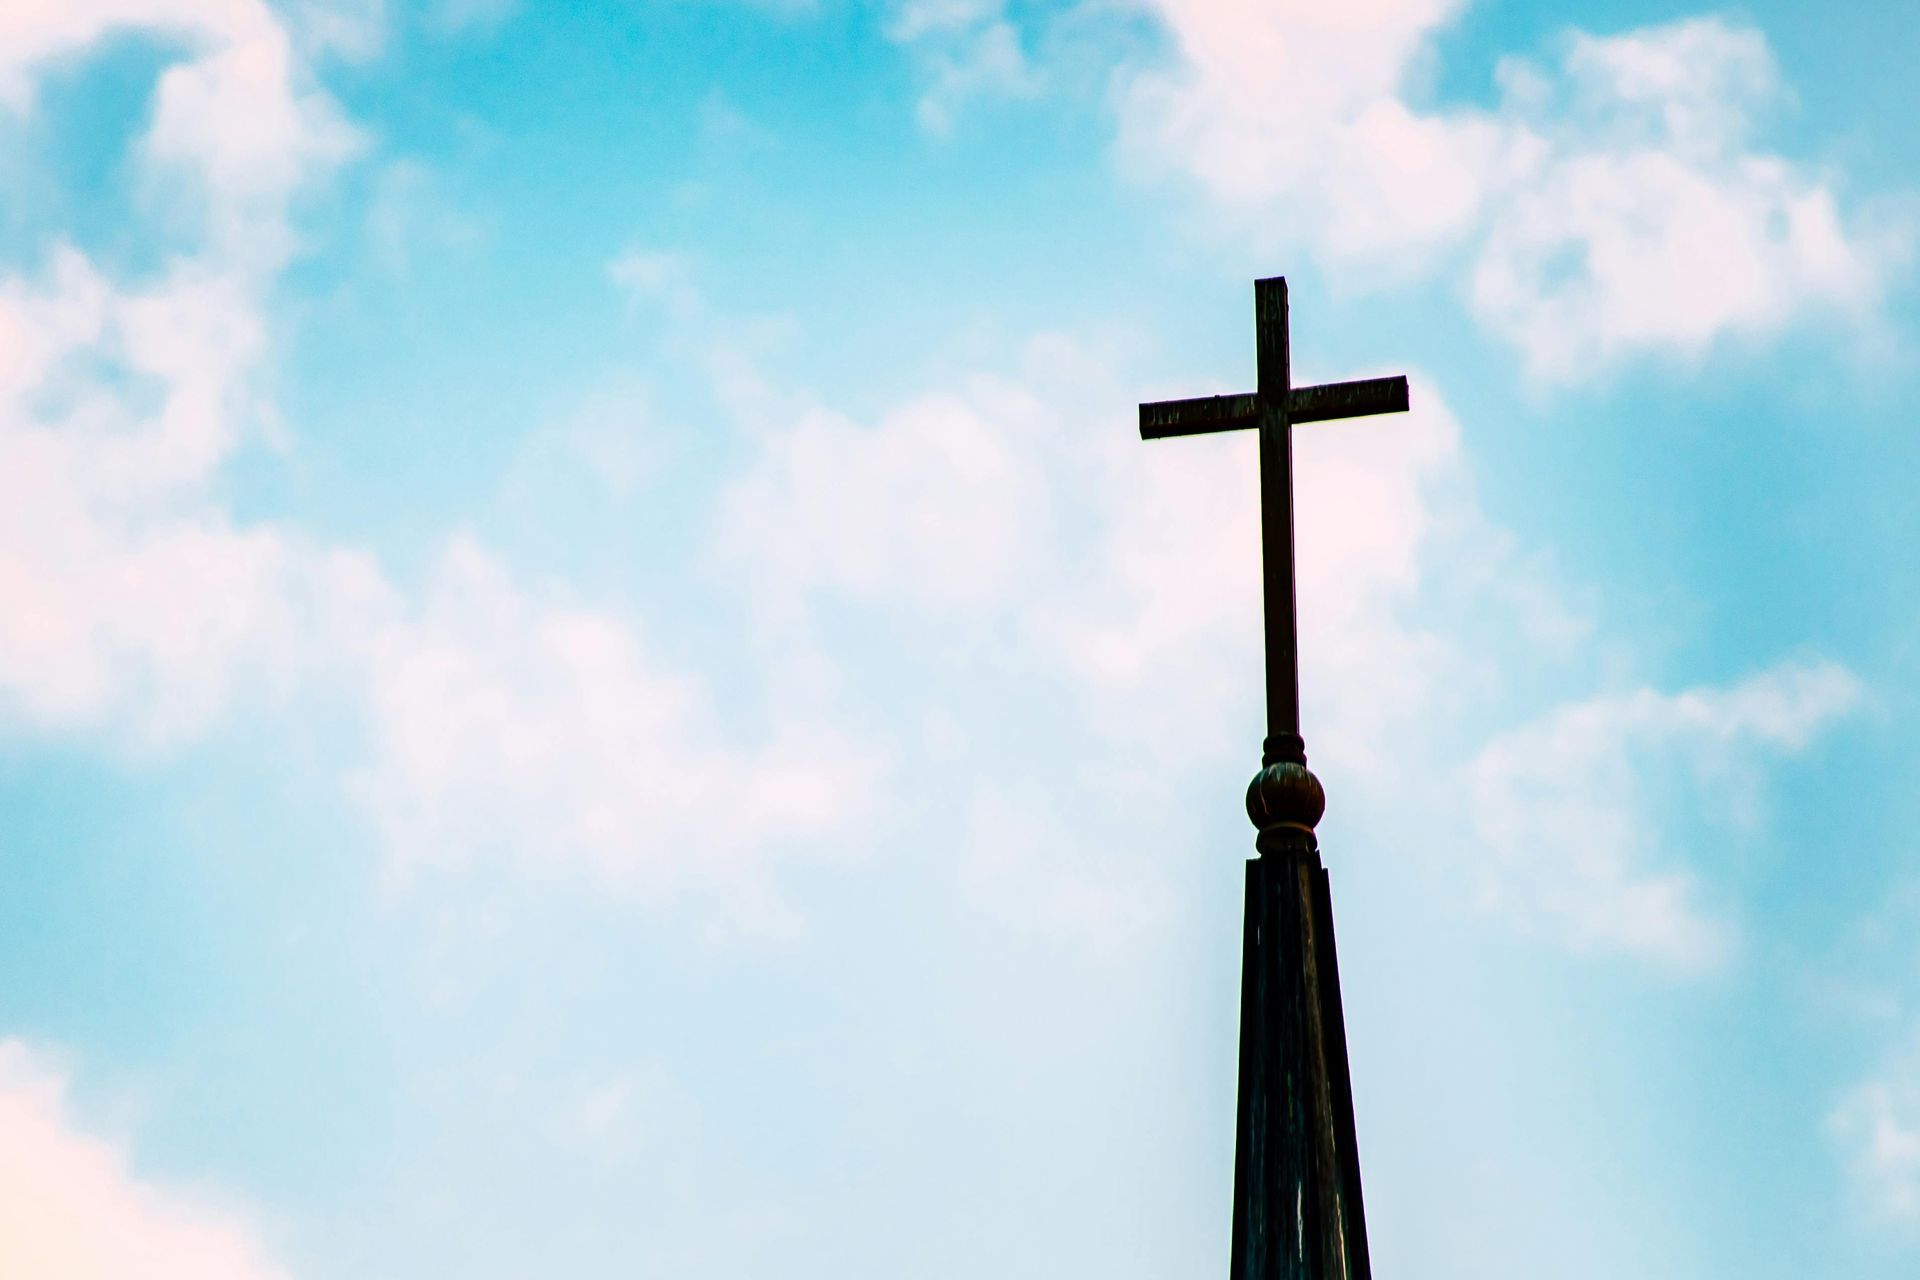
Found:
<box><xmin>0</xmin><ymin>0</ymin><xmax>1916</xmax><ymax>1275</ymax></box>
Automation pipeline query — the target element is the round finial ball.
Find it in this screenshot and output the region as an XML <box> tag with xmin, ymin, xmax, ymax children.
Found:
<box><xmin>1246</xmin><ymin>760</ymin><xmax>1326</xmax><ymax>832</ymax></box>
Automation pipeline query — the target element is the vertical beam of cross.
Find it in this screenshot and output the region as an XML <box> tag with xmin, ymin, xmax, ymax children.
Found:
<box><xmin>1255</xmin><ymin>277</ymin><xmax>1302</xmax><ymax>766</ymax></box>
<box><xmin>1137</xmin><ymin>276</ymin><xmax>1409</xmax><ymax>1280</ymax></box>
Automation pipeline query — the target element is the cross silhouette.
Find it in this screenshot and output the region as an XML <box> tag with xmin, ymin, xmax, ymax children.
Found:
<box><xmin>1140</xmin><ymin>276</ymin><xmax>1408</xmax><ymax>768</ymax></box>
<box><xmin>1139</xmin><ymin>276</ymin><xmax>1408</xmax><ymax>1280</ymax></box>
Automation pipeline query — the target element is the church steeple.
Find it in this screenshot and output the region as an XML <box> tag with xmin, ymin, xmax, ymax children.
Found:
<box><xmin>1139</xmin><ymin>277</ymin><xmax>1407</xmax><ymax>1278</ymax></box>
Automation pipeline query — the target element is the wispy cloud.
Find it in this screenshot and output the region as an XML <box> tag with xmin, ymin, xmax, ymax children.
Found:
<box><xmin>1834</xmin><ymin>1028</ymin><xmax>1920</xmax><ymax>1226</ymax></box>
<box><xmin>885</xmin><ymin>0</ymin><xmax>1043</xmax><ymax>134</ymax></box>
<box><xmin>350</xmin><ymin>537</ymin><xmax>883</xmax><ymax>921</ymax></box>
<box><xmin>1468</xmin><ymin>660</ymin><xmax>1863</xmax><ymax>970</ymax></box>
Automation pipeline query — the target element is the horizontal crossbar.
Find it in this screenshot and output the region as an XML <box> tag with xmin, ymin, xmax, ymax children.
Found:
<box><xmin>1139</xmin><ymin>375</ymin><xmax>1409</xmax><ymax>440</ymax></box>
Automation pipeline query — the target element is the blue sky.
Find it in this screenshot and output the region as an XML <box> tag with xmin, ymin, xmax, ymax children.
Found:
<box><xmin>0</xmin><ymin>0</ymin><xmax>1917</xmax><ymax>1275</ymax></box>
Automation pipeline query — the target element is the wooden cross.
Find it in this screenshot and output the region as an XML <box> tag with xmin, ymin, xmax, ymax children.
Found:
<box><xmin>1139</xmin><ymin>276</ymin><xmax>1407</xmax><ymax>1280</ymax></box>
<box><xmin>1139</xmin><ymin>276</ymin><xmax>1408</xmax><ymax>768</ymax></box>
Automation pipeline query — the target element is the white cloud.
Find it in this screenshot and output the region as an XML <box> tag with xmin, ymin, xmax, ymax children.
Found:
<box><xmin>1468</xmin><ymin>21</ymin><xmax>1897</xmax><ymax>378</ymax></box>
<box><xmin>141</xmin><ymin>14</ymin><xmax>359</xmax><ymax>270</ymax></box>
<box><xmin>0</xmin><ymin>3</ymin><xmax>879</xmax><ymax>925</ymax></box>
<box><xmin>0</xmin><ymin>0</ymin><xmax>359</xmax><ymax>272</ymax></box>
<box><xmin>0</xmin><ymin>242</ymin><xmax>874</xmax><ymax>913</ymax></box>
<box><xmin>965</xmin><ymin>786</ymin><xmax>1167</xmax><ymax>948</ymax></box>
<box><xmin>0</xmin><ymin>0</ymin><xmax>1873</xmax><ymax>960</ymax></box>
<box><xmin>1467</xmin><ymin>660</ymin><xmax>1862</xmax><ymax>971</ymax></box>
<box><xmin>608</xmin><ymin>248</ymin><xmax>690</xmax><ymax>298</ymax></box>
<box><xmin>363</xmin><ymin>160</ymin><xmax>486</xmax><ymax>274</ymax></box>
<box><xmin>886</xmin><ymin>0</ymin><xmax>1042</xmax><ymax>134</ymax></box>
<box><xmin>558</xmin><ymin>1060</ymin><xmax>692</xmax><ymax>1169</ymax></box>
<box><xmin>0</xmin><ymin>249</ymin><xmax>301</xmax><ymax>746</ymax></box>
<box><xmin>0</xmin><ymin>1040</ymin><xmax>291</xmax><ymax>1280</ymax></box>
<box><xmin>285</xmin><ymin>0</ymin><xmax>388</xmax><ymax>63</ymax></box>
<box><xmin>711</xmin><ymin>331</ymin><xmax>1555</xmax><ymax>781</ymax></box>
<box><xmin>713</xmin><ymin>329</ymin><xmax>1869</xmax><ymax>973</ymax></box>
<box><xmin>502</xmin><ymin>377</ymin><xmax>662</xmax><ymax>502</ymax></box>
<box><xmin>1833</xmin><ymin>1028</ymin><xmax>1920</xmax><ymax>1225</ymax></box>
<box><xmin>1117</xmin><ymin>0</ymin><xmax>1499</xmax><ymax>264</ymax></box>
<box><xmin>427</xmin><ymin>0</ymin><xmax>517</xmax><ymax>37</ymax></box>
<box><xmin>0</xmin><ymin>0</ymin><xmax>203</xmax><ymax>110</ymax></box>
<box><xmin>607</xmin><ymin>245</ymin><xmax>703</xmax><ymax>326</ymax></box>
<box><xmin>717</xmin><ymin>374</ymin><xmax>1057</xmax><ymax>618</ymax></box>
<box><xmin>0</xmin><ymin>0</ymin><xmax>359</xmax><ymax>739</ymax></box>
<box><xmin>351</xmin><ymin>538</ymin><xmax>882</xmax><ymax>916</ymax></box>
<box><xmin>1116</xmin><ymin>7</ymin><xmax>1902</xmax><ymax>377</ymax></box>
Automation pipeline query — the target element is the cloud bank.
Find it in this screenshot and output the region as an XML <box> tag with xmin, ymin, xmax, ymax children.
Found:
<box><xmin>712</xmin><ymin>319</ymin><xmax>1859</xmax><ymax>969</ymax></box>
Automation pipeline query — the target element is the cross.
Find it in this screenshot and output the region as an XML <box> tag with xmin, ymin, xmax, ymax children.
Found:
<box><xmin>1139</xmin><ymin>276</ymin><xmax>1407</xmax><ymax>1280</ymax></box>
<box><xmin>1140</xmin><ymin>275</ymin><xmax>1408</xmax><ymax>769</ymax></box>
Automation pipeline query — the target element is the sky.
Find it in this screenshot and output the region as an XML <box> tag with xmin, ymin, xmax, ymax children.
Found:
<box><xmin>1</xmin><ymin>0</ymin><xmax>1918</xmax><ymax>1275</ymax></box>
